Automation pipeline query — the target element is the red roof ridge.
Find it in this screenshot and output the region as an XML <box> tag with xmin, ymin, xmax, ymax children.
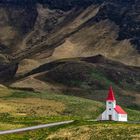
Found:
<box><xmin>114</xmin><ymin>105</ymin><xmax>127</xmax><ymax>114</ymax></box>
<box><xmin>106</xmin><ymin>86</ymin><xmax>116</xmax><ymax>101</ymax></box>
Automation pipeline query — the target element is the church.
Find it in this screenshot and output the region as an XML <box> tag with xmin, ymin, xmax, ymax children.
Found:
<box><xmin>98</xmin><ymin>86</ymin><xmax>127</xmax><ymax>122</ymax></box>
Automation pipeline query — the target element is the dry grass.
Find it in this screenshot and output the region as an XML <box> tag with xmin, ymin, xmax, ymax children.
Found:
<box><xmin>47</xmin><ymin>123</ymin><xmax>140</xmax><ymax>140</ymax></box>
<box><xmin>0</xmin><ymin>87</ymin><xmax>104</xmax><ymax>131</ymax></box>
<box><xmin>17</xmin><ymin>59</ymin><xmax>40</xmax><ymax>74</ymax></box>
<box><xmin>0</xmin><ymin>98</ymin><xmax>65</xmax><ymax>116</ymax></box>
<box><xmin>0</xmin><ymin>85</ymin><xmax>12</xmax><ymax>97</ymax></box>
<box><xmin>1</xmin><ymin>122</ymin><xmax>140</xmax><ymax>140</ymax></box>
<box><xmin>10</xmin><ymin>76</ymin><xmax>50</xmax><ymax>92</ymax></box>
<box><xmin>0</xmin><ymin>122</ymin><xmax>24</xmax><ymax>130</ymax></box>
<box><xmin>47</xmin><ymin>125</ymin><xmax>92</xmax><ymax>140</ymax></box>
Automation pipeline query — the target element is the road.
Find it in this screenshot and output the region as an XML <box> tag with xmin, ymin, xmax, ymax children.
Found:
<box><xmin>0</xmin><ymin>120</ymin><xmax>74</xmax><ymax>135</ymax></box>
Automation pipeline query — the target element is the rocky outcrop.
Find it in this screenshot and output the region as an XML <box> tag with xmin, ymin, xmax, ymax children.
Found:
<box><xmin>94</xmin><ymin>0</ymin><xmax>140</xmax><ymax>52</ymax></box>
<box><xmin>0</xmin><ymin>63</ymin><xmax>18</xmax><ymax>82</ymax></box>
<box><xmin>0</xmin><ymin>2</ymin><xmax>37</xmax><ymax>53</ymax></box>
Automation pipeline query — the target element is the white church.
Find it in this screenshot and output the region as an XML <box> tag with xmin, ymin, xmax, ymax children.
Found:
<box><xmin>98</xmin><ymin>86</ymin><xmax>127</xmax><ymax>122</ymax></box>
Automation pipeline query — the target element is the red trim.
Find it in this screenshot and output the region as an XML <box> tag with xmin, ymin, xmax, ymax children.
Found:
<box><xmin>114</xmin><ymin>105</ymin><xmax>127</xmax><ymax>114</ymax></box>
<box><xmin>106</xmin><ymin>86</ymin><xmax>116</xmax><ymax>101</ymax></box>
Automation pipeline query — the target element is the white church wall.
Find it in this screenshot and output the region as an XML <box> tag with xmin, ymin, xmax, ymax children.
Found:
<box><xmin>118</xmin><ymin>114</ymin><xmax>127</xmax><ymax>122</ymax></box>
<box><xmin>114</xmin><ymin>111</ymin><xmax>119</xmax><ymax>121</ymax></box>
<box><xmin>101</xmin><ymin>109</ymin><xmax>116</xmax><ymax>121</ymax></box>
<box><xmin>101</xmin><ymin>110</ymin><xmax>127</xmax><ymax>121</ymax></box>
<box><xmin>101</xmin><ymin>110</ymin><xmax>107</xmax><ymax>120</ymax></box>
<box><xmin>112</xmin><ymin>110</ymin><xmax>117</xmax><ymax>121</ymax></box>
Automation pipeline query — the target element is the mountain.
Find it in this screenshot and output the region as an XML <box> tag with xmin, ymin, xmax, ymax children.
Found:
<box><xmin>0</xmin><ymin>0</ymin><xmax>140</xmax><ymax>64</ymax></box>
<box><xmin>0</xmin><ymin>0</ymin><xmax>139</xmax><ymax>108</ymax></box>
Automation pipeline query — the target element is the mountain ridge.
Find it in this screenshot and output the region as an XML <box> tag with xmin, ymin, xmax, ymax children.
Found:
<box><xmin>0</xmin><ymin>1</ymin><xmax>139</xmax><ymax>107</ymax></box>
<box><xmin>0</xmin><ymin>1</ymin><xmax>139</xmax><ymax>61</ymax></box>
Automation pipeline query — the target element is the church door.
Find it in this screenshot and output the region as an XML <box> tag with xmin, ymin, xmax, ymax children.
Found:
<box><xmin>109</xmin><ymin>115</ymin><xmax>112</xmax><ymax>121</ymax></box>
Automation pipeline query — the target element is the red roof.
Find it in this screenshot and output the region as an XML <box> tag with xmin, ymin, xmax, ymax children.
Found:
<box><xmin>114</xmin><ymin>105</ymin><xmax>127</xmax><ymax>114</ymax></box>
<box><xmin>106</xmin><ymin>86</ymin><xmax>116</xmax><ymax>101</ymax></box>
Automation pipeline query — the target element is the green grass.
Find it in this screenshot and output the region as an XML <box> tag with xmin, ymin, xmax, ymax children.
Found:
<box><xmin>10</xmin><ymin>90</ymin><xmax>104</xmax><ymax>118</ymax></box>
<box><xmin>0</xmin><ymin>89</ymin><xmax>140</xmax><ymax>123</ymax></box>
<box><xmin>0</xmin><ymin>88</ymin><xmax>104</xmax><ymax>130</ymax></box>
<box><xmin>0</xmin><ymin>121</ymin><xmax>140</xmax><ymax>140</ymax></box>
<box><xmin>126</xmin><ymin>108</ymin><xmax>140</xmax><ymax>121</ymax></box>
<box><xmin>0</xmin><ymin>88</ymin><xmax>140</xmax><ymax>139</ymax></box>
<box><xmin>91</xmin><ymin>69</ymin><xmax>117</xmax><ymax>89</ymax></box>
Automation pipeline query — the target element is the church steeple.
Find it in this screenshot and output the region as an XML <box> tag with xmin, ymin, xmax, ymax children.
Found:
<box><xmin>106</xmin><ymin>86</ymin><xmax>116</xmax><ymax>110</ymax></box>
<box><xmin>106</xmin><ymin>86</ymin><xmax>116</xmax><ymax>101</ymax></box>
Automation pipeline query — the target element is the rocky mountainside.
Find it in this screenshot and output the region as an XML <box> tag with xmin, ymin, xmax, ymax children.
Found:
<box><xmin>0</xmin><ymin>0</ymin><xmax>139</xmax><ymax>100</ymax></box>
<box><xmin>0</xmin><ymin>0</ymin><xmax>139</xmax><ymax>63</ymax></box>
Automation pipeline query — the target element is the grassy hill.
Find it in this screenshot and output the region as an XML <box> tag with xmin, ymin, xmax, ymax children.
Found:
<box><xmin>12</xmin><ymin>55</ymin><xmax>140</xmax><ymax>109</ymax></box>
<box><xmin>0</xmin><ymin>86</ymin><xmax>140</xmax><ymax>139</ymax></box>
<box><xmin>0</xmin><ymin>86</ymin><xmax>104</xmax><ymax>130</ymax></box>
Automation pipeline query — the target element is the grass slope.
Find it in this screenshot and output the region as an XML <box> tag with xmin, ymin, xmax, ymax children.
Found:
<box><xmin>0</xmin><ymin>87</ymin><xmax>140</xmax><ymax>139</ymax></box>
<box><xmin>0</xmin><ymin>87</ymin><xmax>104</xmax><ymax>130</ymax></box>
<box><xmin>1</xmin><ymin>121</ymin><xmax>140</xmax><ymax>140</ymax></box>
<box><xmin>47</xmin><ymin>121</ymin><xmax>140</xmax><ymax>140</ymax></box>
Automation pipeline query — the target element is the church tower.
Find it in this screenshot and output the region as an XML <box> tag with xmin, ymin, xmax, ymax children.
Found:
<box><xmin>106</xmin><ymin>86</ymin><xmax>116</xmax><ymax>120</ymax></box>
